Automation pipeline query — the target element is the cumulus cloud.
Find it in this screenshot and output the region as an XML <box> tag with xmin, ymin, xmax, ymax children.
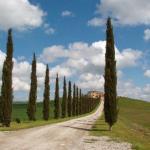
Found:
<box><xmin>39</xmin><ymin>40</ymin><xmax>148</xmax><ymax>100</ymax></box>
<box><xmin>118</xmin><ymin>81</ymin><xmax>150</xmax><ymax>101</ymax></box>
<box><xmin>144</xmin><ymin>69</ymin><xmax>150</xmax><ymax>78</ymax></box>
<box><xmin>77</xmin><ymin>73</ymin><xmax>104</xmax><ymax>91</ymax></box>
<box><xmin>51</xmin><ymin>65</ymin><xmax>73</xmax><ymax>78</ymax></box>
<box><xmin>61</xmin><ymin>10</ymin><xmax>74</xmax><ymax>17</ymax></box>
<box><xmin>88</xmin><ymin>0</ymin><xmax>150</xmax><ymax>26</ymax></box>
<box><xmin>40</xmin><ymin>41</ymin><xmax>142</xmax><ymax>72</ymax></box>
<box><xmin>0</xmin><ymin>0</ymin><xmax>46</xmax><ymax>30</ymax></box>
<box><xmin>88</xmin><ymin>17</ymin><xmax>105</xmax><ymax>27</ymax></box>
<box><xmin>144</xmin><ymin>29</ymin><xmax>150</xmax><ymax>41</ymax></box>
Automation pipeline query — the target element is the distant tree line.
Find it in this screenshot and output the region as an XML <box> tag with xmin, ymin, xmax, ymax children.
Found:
<box><xmin>0</xmin><ymin>29</ymin><xmax>100</xmax><ymax>127</ymax></box>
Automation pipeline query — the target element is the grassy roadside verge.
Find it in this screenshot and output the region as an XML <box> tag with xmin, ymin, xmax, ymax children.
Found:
<box><xmin>0</xmin><ymin>101</ymin><xmax>100</xmax><ymax>131</ymax></box>
<box><xmin>90</xmin><ymin>97</ymin><xmax>150</xmax><ymax>150</ymax></box>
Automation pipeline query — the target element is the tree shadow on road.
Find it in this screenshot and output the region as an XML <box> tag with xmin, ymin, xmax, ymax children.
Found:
<box><xmin>61</xmin><ymin>125</ymin><xmax>109</xmax><ymax>132</ymax></box>
<box><xmin>62</xmin><ymin>125</ymin><xmax>91</xmax><ymax>131</ymax></box>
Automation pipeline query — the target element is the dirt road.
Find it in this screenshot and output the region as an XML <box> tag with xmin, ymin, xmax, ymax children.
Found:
<box><xmin>0</xmin><ymin>100</ymin><xmax>132</xmax><ymax>150</ymax></box>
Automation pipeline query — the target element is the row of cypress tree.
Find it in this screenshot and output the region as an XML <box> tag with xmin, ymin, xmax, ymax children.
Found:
<box><xmin>0</xmin><ymin>17</ymin><xmax>117</xmax><ymax>129</ymax></box>
<box><xmin>54</xmin><ymin>75</ymin><xmax>100</xmax><ymax>119</ymax></box>
<box><xmin>0</xmin><ymin>29</ymin><xmax>100</xmax><ymax>127</ymax></box>
<box><xmin>27</xmin><ymin>54</ymin><xmax>99</xmax><ymax>121</ymax></box>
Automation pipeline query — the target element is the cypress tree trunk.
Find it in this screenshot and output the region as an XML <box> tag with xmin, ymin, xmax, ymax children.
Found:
<box><xmin>27</xmin><ymin>53</ymin><xmax>37</xmax><ymax>121</ymax></box>
<box><xmin>0</xmin><ymin>29</ymin><xmax>13</xmax><ymax>127</ymax></box>
<box><xmin>104</xmin><ymin>17</ymin><xmax>118</xmax><ymax>131</ymax></box>
<box><xmin>72</xmin><ymin>84</ymin><xmax>76</xmax><ymax>116</ymax></box>
<box><xmin>43</xmin><ymin>64</ymin><xmax>50</xmax><ymax>120</ymax></box>
<box><xmin>61</xmin><ymin>76</ymin><xmax>67</xmax><ymax>118</ymax></box>
<box><xmin>54</xmin><ymin>74</ymin><xmax>60</xmax><ymax>119</ymax></box>
<box><xmin>67</xmin><ymin>81</ymin><xmax>72</xmax><ymax>117</ymax></box>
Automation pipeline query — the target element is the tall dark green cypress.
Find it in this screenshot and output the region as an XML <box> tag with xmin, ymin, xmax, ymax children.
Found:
<box><xmin>104</xmin><ymin>17</ymin><xmax>118</xmax><ymax>131</ymax></box>
<box><xmin>43</xmin><ymin>64</ymin><xmax>50</xmax><ymax>120</ymax></box>
<box><xmin>76</xmin><ymin>86</ymin><xmax>79</xmax><ymax>116</ymax></box>
<box><xmin>0</xmin><ymin>96</ymin><xmax>2</xmax><ymax>123</ymax></box>
<box><xmin>54</xmin><ymin>74</ymin><xmax>60</xmax><ymax>119</ymax></box>
<box><xmin>67</xmin><ymin>81</ymin><xmax>72</xmax><ymax>117</ymax></box>
<box><xmin>79</xmin><ymin>89</ymin><xmax>82</xmax><ymax>115</ymax></box>
<box><xmin>27</xmin><ymin>53</ymin><xmax>37</xmax><ymax>121</ymax></box>
<box><xmin>72</xmin><ymin>84</ymin><xmax>76</xmax><ymax>116</ymax></box>
<box><xmin>61</xmin><ymin>76</ymin><xmax>67</xmax><ymax>118</ymax></box>
<box><xmin>0</xmin><ymin>29</ymin><xmax>13</xmax><ymax>127</ymax></box>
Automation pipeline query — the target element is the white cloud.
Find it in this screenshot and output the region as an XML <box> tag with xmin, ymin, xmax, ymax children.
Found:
<box><xmin>118</xmin><ymin>81</ymin><xmax>150</xmax><ymax>101</ymax></box>
<box><xmin>39</xmin><ymin>41</ymin><xmax>149</xmax><ymax>101</ymax></box>
<box><xmin>89</xmin><ymin>0</ymin><xmax>150</xmax><ymax>26</ymax></box>
<box><xmin>88</xmin><ymin>17</ymin><xmax>105</xmax><ymax>27</ymax></box>
<box><xmin>43</xmin><ymin>23</ymin><xmax>55</xmax><ymax>35</ymax></box>
<box><xmin>13</xmin><ymin>77</ymin><xmax>30</xmax><ymax>91</ymax></box>
<box><xmin>61</xmin><ymin>10</ymin><xmax>73</xmax><ymax>17</ymax></box>
<box><xmin>116</xmin><ymin>48</ymin><xmax>142</xmax><ymax>68</ymax></box>
<box><xmin>45</xmin><ymin>27</ymin><xmax>55</xmax><ymax>35</ymax></box>
<box><xmin>77</xmin><ymin>73</ymin><xmax>104</xmax><ymax>91</ymax></box>
<box><xmin>51</xmin><ymin>65</ymin><xmax>73</xmax><ymax>78</ymax></box>
<box><xmin>0</xmin><ymin>0</ymin><xmax>46</xmax><ymax>30</ymax></box>
<box><xmin>144</xmin><ymin>29</ymin><xmax>150</xmax><ymax>41</ymax></box>
<box><xmin>144</xmin><ymin>69</ymin><xmax>150</xmax><ymax>78</ymax></box>
<box><xmin>40</xmin><ymin>45</ymin><xmax>67</xmax><ymax>62</ymax></box>
<box><xmin>40</xmin><ymin>41</ymin><xmax>142</xmax><ymax>71</ymax></box>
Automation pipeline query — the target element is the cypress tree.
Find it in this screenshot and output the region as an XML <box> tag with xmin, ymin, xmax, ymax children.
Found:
<box><xmin>43</xmin><ymin>64</ymin><xmax>50</xmax><ymax>120</ymax></box>
<box><xmin>67</xmin><ymin>81</ymin><xmax>72</xmax><ymax>117</ymax></box>
<box><xmin>0</xmin><ymin>29</ymin><xmax>13</xmax><ymax>127</ymax></box>
<box><xmin>79</xmin><ymin>89</ymin><xmax>82</xmax><ymax>115</ymax></box>
<box><xmin>54</xmin><ymin>74</ymin><xmax>60</xmax><ymax>119</ymax></box>
<box><xmin>104</xmin><ymin>17</ymin><xmax>118</xmax><ymax>131</ymax></box>
<box><xmin>76</xmin><ymin>86</ymin><xmax>79</xmax><ymax>116</ymax></box>
<box><xmin>61</xmin><ymin>76</ymin><xmax>67</xmax><ymax>118</ymax></box>
<box><xmin>0</xmin><ymin>96</ymin><xmax>2</xmax><ymax>123</ymax></box>
<box><xmin>72</xmin><ymin>84</ymin><xmax>76</xmax><ymax>116</ymax></box>
<box><xmin>27</xmin><ymin>53</ymin><xmax>37</xmax><ymax>121</ymax></box>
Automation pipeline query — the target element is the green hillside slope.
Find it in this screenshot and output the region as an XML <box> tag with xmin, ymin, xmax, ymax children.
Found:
<box><xmin>91</xmin><ymin>97</ymin><xmax>150</xmax><ymax>150</ymax></box>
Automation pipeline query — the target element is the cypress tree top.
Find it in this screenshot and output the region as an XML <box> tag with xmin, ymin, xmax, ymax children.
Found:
<box><xmin>106</xmin><ymin>17</ymin><xmax>115</xmax><ymax>59</ymax></box>
<box><xmin>6</xmin><ymin>29</ymin><xmax>13</xmax><ymax>60</ymax></box>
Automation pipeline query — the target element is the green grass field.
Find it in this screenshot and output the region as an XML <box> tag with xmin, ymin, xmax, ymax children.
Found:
<box><xmin>91</xmin><ymin>97</ymin><xmax>150</xmax><ymax>150</ymax></box>
<box><xmin>0</xmin><ymin>100</ymin><xmax>99</xmax><ymax>131</ymax></box>
<box><xmin>0</xmin><ymin>101</ymin><xmax>59</xmax><ymax>131</ymax></box>
<box><xmin>12</xmin><ymin>101</ymin><xmax>55</xmax><ymax>121</ymax></box>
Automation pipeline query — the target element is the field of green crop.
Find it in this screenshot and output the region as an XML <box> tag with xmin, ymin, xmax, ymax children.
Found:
<box><xmin>91</xmin><ymin>97</ymin><xmax>150</xmax><ymax>150</ymax></box>
<box><xmin>12</xmin><ymin>101</ymin><xmax>55</xmax><ymax>121</ymax></box>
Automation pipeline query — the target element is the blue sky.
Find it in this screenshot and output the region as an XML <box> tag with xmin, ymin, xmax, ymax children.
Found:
<box><xmin>0</xmin><ymin>0</ymin><xmax>150</xmax><ymax>101</ymax></box>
